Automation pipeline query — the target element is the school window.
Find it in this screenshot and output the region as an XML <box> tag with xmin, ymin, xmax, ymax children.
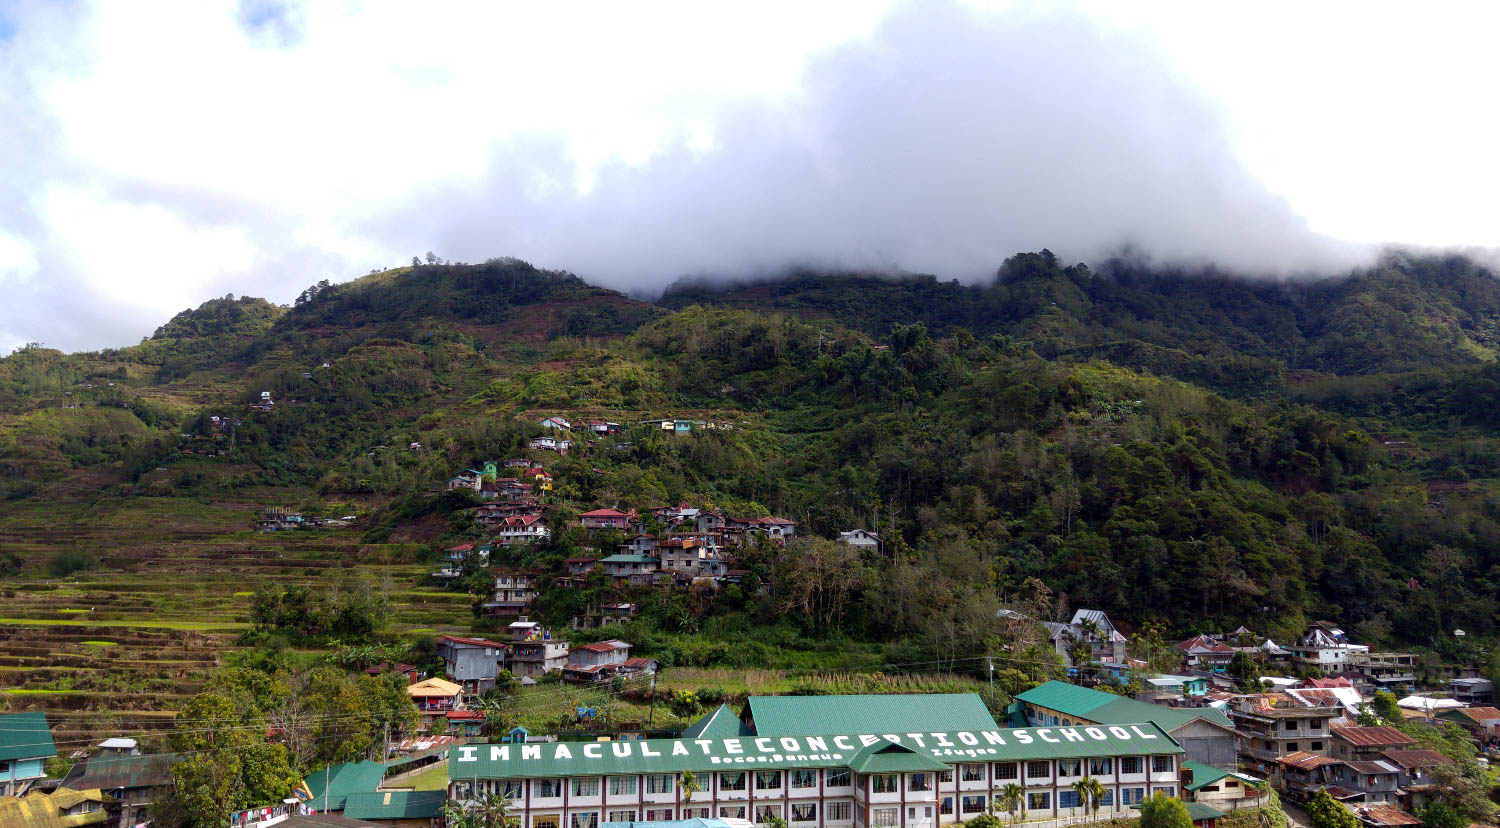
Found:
<box><xmin>609</xmin><ymin>811</ymin><xmax>637</xmax><ymax>823</ymax></box>
<box><xmin>757</xmin><ymin>806</ymin><xmax>783</xmax><ymax>823</ymax></box>
<box><xmin>1153</xmin><ymin>786</ymin><xmax>1176</xmax><ymax>797</ymax></box>
<box><xmin>962</xmin><ymin>764</ymin><xmax>986</xmax><ymax>781</ymax></box>
<box><xmin>1027</xmin><ymin>792</ymin><xmax>1051</xmax><ymax>811</ymax></box>
<box><xmin>1027</xmin><ymin>761</ymin><xmax>1050</xmax><ymax>779</ymax></box>
<box><xmin>686</xmin><ymin>809</ymin><xmax>711</xmax><ymax>820</ymax></box>
<box><xmin>961</xmin><ymin>796</ymin><xmax>987</xmax><ymax>814</ymax></box>
<box><xmin>826</xmin><ymin>770</ymin><xmax>852</xmax><ymax>788</ymax></box>
<box><xmin>609</xmin><ymin>776</ymin><xmax>637</xmax><ymax>796</ymax></box>
<box><xmin>1089</xmin><ymin>759</ymin><xmax>1111</xmax><ymax>776</ymax></box>
<box><xmin>995</xmin><ymin>763</ymin><xmax>1018</xmax><ymax>780</ymax></box>
<box><xmin>571</xmin><ymin>812</ymin><xmax>598</xmax><ymax>828</ymax></box>
<box><xmin>756</xmin><ymin>772</ymin><xmax>783</xmax><ymax>791</ymax></box>
<box><xmin>938</xmin><ymin>770</ymin><xmax>953</xmax><ymax>783</ymax></box>
<box><xmin>872</xmin><ymin>774</ymin><xmax>898</xmax><ymax>794</ymax></box>
<box><xmin>645</xmin><ymin>775</ymin><xmax>673</xmax><ymax>794</ymax></box>
<box><xmin>827</xmin><ymin>801</ymin><xmax>853</xmax><ymax>822</ymax></box>
<box><xmin>1099</xmin><ymin>791</ymin><xmax>1114</xmax><ymax>807</ymax></box>
<box><xmin>720</xmin><ymin>807</ymin><xmax>747</xmax><ymax>820</ymax></box>
<box><xmin>1058</xmin><ymin>759</ymin><xmax>1082</xmax><ymax>778</ymax></box>
<box><xmin>909</xmin><ymin>773</ymin><xmax>931</xmax><ymax>792</ymax></box>
<box><xmin>791</xmin><ymin>770</ymin><xmax>817</xmax><ymax>789</ymax></box>
<box><xmin>533</xmin><ymin>817</ymin><xmax>560</xmax><ymax>828</ymax></box>
<box><xmin>500</xmin><ymin>781</ymin><xmax>524</xmax><ymax>798</ymax></box>
<box><xmin>535</xmin><ymin>779</ymin><xmax>564</xmax><ymax>798</ymax></box>
<box><xmin>873</xmin><ymin>808</ymin><xmax>899</xmax><ymax>827</ymax></box>
<box><xmin>1121</xmin><ymin>788</ymin><xmax>1145</xmax><ymax>806</ymax></box>
<box><xmin>940</xmin><ymin>797</ymin><xmax>954</xmax><ymax>816</ymax></box>
<box><xmin>572</xmin><ymin>778</ymin><xmax>600</xmax><ymax>797</ymax></box>
<box><xmin>647</xmin><ymin>811</ymin><xmax>674</xmax><ymax>821</ymax></box>
<box><xmin>792</xmin><ymin>804</ymin><xmax>818</xmax><ymax>823</ymax></box>
<box><xmin>1121</xmin><ymin>757</ymin><xmax>1142</xmax><ymax>775</ymax></box>
<box><xmin>721</xmin><ymin>773</ymin><xmax>747</xmax><ymax>791</ymax></box>
<box><xmin>1152</xmin><ymin>757</ymin><xmax>1173</xmax><ymax>774</ymax></box>
<box><xmin>1060</xmin><ymin>791</ymin><xmax>1080</xmax><ymax>808</ymax></box>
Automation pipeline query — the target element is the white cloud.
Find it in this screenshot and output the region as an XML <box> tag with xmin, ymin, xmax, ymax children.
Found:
<box><xmin>0</xmin><ymin>0</ymin><xmax>1494</xmax><ymax>353</ymax></box>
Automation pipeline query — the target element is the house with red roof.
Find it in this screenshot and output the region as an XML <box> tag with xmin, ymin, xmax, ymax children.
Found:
<box><xmin>1176</xmin><ymin>634</ymin><xmax>1235</xmax><ymax>672</ymax></box>
<box><xmin>578</xmin><ymin>507</ymin><xmax>638</xmax><ymax>530</ymax></box>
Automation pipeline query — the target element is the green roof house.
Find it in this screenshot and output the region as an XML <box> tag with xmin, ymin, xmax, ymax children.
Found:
<box><xmin>342</xmin><ymin>789</ymin><xmax>446</xmax><ymax>825</ymax></box>
<box><xmin>301</xmin><ymin>761</ymin><xmax>386</xmax><ymax>813</ymax></box>
<box><xmin>681</xmin><ymin>705</ymin><xmax>754</xmax><ymax>739</ymax></box>
<box><xmin>742</xmin><ymin>693</ymin><xmax>1001</xmax><ymax>736</ymax></box>
<box><xmin>0</xmin><ymin>712</ymin><xmax>58</xmax><ymax>797</ymax></box>
<box><xmin>1017</xmin><ymin>681</ymin><xmax>1236</xmax><ymax>767</ymax></box>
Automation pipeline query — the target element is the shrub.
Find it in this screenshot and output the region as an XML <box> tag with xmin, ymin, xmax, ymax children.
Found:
<box><xmin>49</xmin><ymin>548</ymin><xmax>100</xmax><ymax>577</ymax></box>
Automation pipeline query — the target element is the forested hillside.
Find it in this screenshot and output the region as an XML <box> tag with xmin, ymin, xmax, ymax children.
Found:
<box><xmin>5</xmin><ymin>251</ymin><xmax>1500</xmax><ymax>668</ymax></box>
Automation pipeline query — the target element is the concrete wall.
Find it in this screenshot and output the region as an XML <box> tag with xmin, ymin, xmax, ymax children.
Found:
<box><xmin>1172</xmin><ymin>721</ymin><xmax>1238</xmax><ymax>769</ymax></box>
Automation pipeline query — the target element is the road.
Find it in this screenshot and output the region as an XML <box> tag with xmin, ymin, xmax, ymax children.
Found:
<box><xmin>1280</xmin><ymin>799</ymin><xmax>1313</xmax><ymax>828</ymax></box>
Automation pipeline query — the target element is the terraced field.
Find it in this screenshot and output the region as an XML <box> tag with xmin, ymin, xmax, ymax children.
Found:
<box><xmin>0</xmin><ymin>490</ymin><xmax>475</xmax><ymax>750</ymax></box>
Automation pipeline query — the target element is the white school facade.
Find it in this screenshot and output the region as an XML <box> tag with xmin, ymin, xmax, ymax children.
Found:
<box><xmin>449</xmin><ymin>724</ymin><xmax>1186</xmax><ymax>828</ymax></box>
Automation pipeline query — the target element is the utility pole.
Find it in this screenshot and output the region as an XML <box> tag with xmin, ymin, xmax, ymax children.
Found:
<box><xmin>647</xmin><ymin>673</ymin><xmax>658</xmax><ymax>728</ymax></box>
<box><xmin>988</xmin><ymin>657</ymin><xmax>994</xmax><ymax>696</ymax></box>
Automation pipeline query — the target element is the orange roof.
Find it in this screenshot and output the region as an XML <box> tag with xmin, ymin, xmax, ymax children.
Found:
<box><xmin>1331</xmin><ymin>725</ymin><xmax>1417</xmax><ymax>747</ymax></box>
<box><xmin>1279</xmin><ymin>751</ymin><xmax>1341</xmax><ymax>771</ymax></box>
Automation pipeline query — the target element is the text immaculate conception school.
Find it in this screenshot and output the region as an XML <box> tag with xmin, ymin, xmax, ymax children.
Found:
<box><xmin>448</xmin><ymin>694</ymin><xmax>1187</xmax><ymax>828</ymax></box>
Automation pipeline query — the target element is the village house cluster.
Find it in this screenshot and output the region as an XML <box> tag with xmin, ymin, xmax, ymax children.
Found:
<box><xmin>1017</xmin><ymin>609</ymin><xmax>1500</xmax><ymax>828</ymax></box>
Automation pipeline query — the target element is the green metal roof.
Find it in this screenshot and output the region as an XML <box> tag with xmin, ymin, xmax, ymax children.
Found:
<box><xmin>302</xmin><ymin>761</ymin><xmax>386</xmax><ymax>811</ymax></box>
<box><xmin>1017</xmin><ymin>682</ymin><xmax>1233</xmax><ymax>732</ymax></box>
<box><xmin>745</xmin><ymin>694</ymin><xmax>1001</xmax><ymax>736</ymax></box>
<box><xmin>61</xmin><ymin>753</ymin><xmax>181</xmax><ymax>791</ymax></box>
<box><xmin>450</xmin><ymin>723</ymin><xmax>1182</xmax><ymax>780</ymax></box>
<box><xmin>1182</xmin><ymin>760</ymin><xmax>1231</xmax><ymax>792</ymax></box>
<box><xmin>846</xmin><ymin>740</ymin><xmax>952</xmax><ymax>774</ymax></box>
<box><xmin>1185</xmin><ymin>802</ymin><xmax>1228</xmax><ymax>821</ymax></box>
<box><xmin>342</xmin><ymin>790</ymin><xmax>445</xmax><ymax>820</ymax></box>
<box><xmin>0</xmin><ymin>712</ymin><xmax>56</xmax><ymax>762</ymax></box>
<box><xmin>681</xmin><ymin>705</ymin><xmax>753</xmax><ymax>739</ymax></box>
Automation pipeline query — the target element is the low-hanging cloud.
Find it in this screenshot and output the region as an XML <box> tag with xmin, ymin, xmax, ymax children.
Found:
<box><xmin>0</xmin><ymin>0</ymin><xmax>1393</xmax><ymax>352</ymax></box>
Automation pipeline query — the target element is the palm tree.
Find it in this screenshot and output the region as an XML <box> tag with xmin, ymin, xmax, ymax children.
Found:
<box><xmin>678</xmin><ymin>770</ymin><xmax>701</xmax><ymax>818</ymax></box>
<box><xmin>1082</xmin><ymin>776</ymin><xmax>1107</xmax><ymax>822</ymax></box>
<box><xmin>1000</xmin><ymin>782</ymin><xmax>1024</xmax><ymax>825</ymax></box>
<box><xmin>1072</xmin><ymin>779</ymin><xmax>1093</xmax><ymax>822</ymax></box>
<box><xmin>444</xmin><ymin>790</ymin><xmax>517</xmax><ymax>828</ymax></box>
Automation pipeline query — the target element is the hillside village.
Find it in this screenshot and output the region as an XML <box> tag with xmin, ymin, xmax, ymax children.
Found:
<box><xmin>7</xmin><ymin>592</ymin><xmax>1498</xmax><ymax>828</ymax></box>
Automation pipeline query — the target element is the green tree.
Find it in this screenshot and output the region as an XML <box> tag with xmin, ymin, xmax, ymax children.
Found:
<box><xmin>999</xmin><ymin>782</ymin><xmax>1024</xmax><ymax>824</ymax></box>
<box><xmin>1228</xmin><ymin>651</ymin><xmax>1259</xmax><ymax>691</ymax></box>
<box><xmin>1369</xmin><ymin>690</ymin><xmax>1402</xmax><ymax>725</ymax></box>
<box><xmin>444</xmin><ymin>791</ymin><xmax>518</xmax><ymax>828</ymax></box>
<box><xmin>1426</xmin><ymin>760</ymin><xmax>1496</xmax><ymax>824</ymax></box>
<box><xmin>1306</xmin><ymin>790</ymin><xmax>1358</xmax><ymax>828</ymax></box>
<box><xmin>1139</xmin><ymin>792</ymin><xmax>1193</xmax><ymax>828</ymax></box>
<box><xmin>1417</xmin><ymin>802</ymin><xmax>1469</xmax><ymax>828</ymax></box>
<box><xmin>965</xmin><ymin>815</ymin><xmax>1003</xmax><ymax>828</ymax></box>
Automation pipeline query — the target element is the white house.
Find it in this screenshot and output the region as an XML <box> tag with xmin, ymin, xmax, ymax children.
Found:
<box><xmin>837</xmin><ymin>529</ymin><xmax>880</xmax><ymax>552</ymax></box>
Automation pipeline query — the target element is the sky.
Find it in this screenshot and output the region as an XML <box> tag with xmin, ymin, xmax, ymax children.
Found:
<box><xmin>1</xmin><ymin>1</ymin><xmax>1497</xmax><ymax>353</ymax></box>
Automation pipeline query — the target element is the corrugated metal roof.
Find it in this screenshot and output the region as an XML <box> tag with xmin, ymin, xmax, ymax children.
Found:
<box><xmin>1278</xmin><ymin>751</ymin><xmax>1341</xmax><ymax>771</ymax></box>
<box><xmin>1356</xmin><ymin>805</ymin><xmax>1423</xmax><ymax>826</ymax></box>
<box><xmin>745</xmin><ymin>693</ymin><xmax>1000</xmax><ymax>736</ymax></box>
<box><xmin>342</xmin><ymin>790</ymin><xmax>445</xmax><ymax>820</ymax></box>
<box><xmin>0</xmin><ymin>712</ymin><xmax>56</xmax><ymax>762</ymax></box>
<box><xmin>681</xmin><ymin>705</ymin><xmax>753</xmax><ymax>739</ymax></box>
<box><xmin>0</xmin><ymin>786</ymin><xmax>108</xmax><ymax>828</ymax></box>
<box><xmin>601</xmin><ymin>820</ymin><xmax>734</xmax><ymax>828</ymax></box>
<box><xmin>61</xmin><ymin>753</ymin><xmax>181</xmax><ymax>790</ymax></box>
<box><xmin>1182</xmin><ymin>760</ymin><xmax>1230</xmax><ymax>791</ymax></box>
<box><xmin>302</xmin><ymin>761</ymin><xmax>386</xmax><ymax>811</ymax></box>
<box><xmin>845</xmin><ymin>740</ymin><xmax>951</xmax><ymax>774</ymax></box>
<box><xmin>1331</xmin><ymin>726</ymin><xmax>1416</xmax><ymax>747</ymax></box>
<box><xmin>1017</xmin><ymin>682</ymin><xmax>1233</xmax><ymax>732</ymax></box>
<box><xmin>449</xmin><ymin>723</ymin><xmax>1182</xmax><ymax>780</ymax></box>
<box><xmin>1379</xmin><ymin>750</ymin><xmax>1452</xmax><ymax>769</ymax></box>
<box><xmin>1346</xmin><ymin>760</ymin><xmax>1401</xmax><ymax>774</ymax></box>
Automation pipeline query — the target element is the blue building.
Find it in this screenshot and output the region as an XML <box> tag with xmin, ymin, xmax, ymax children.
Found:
<box><xmin>0</xmin><ymin>712</ymin><xmax>57</xmax><ymax>797</ymax></box>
